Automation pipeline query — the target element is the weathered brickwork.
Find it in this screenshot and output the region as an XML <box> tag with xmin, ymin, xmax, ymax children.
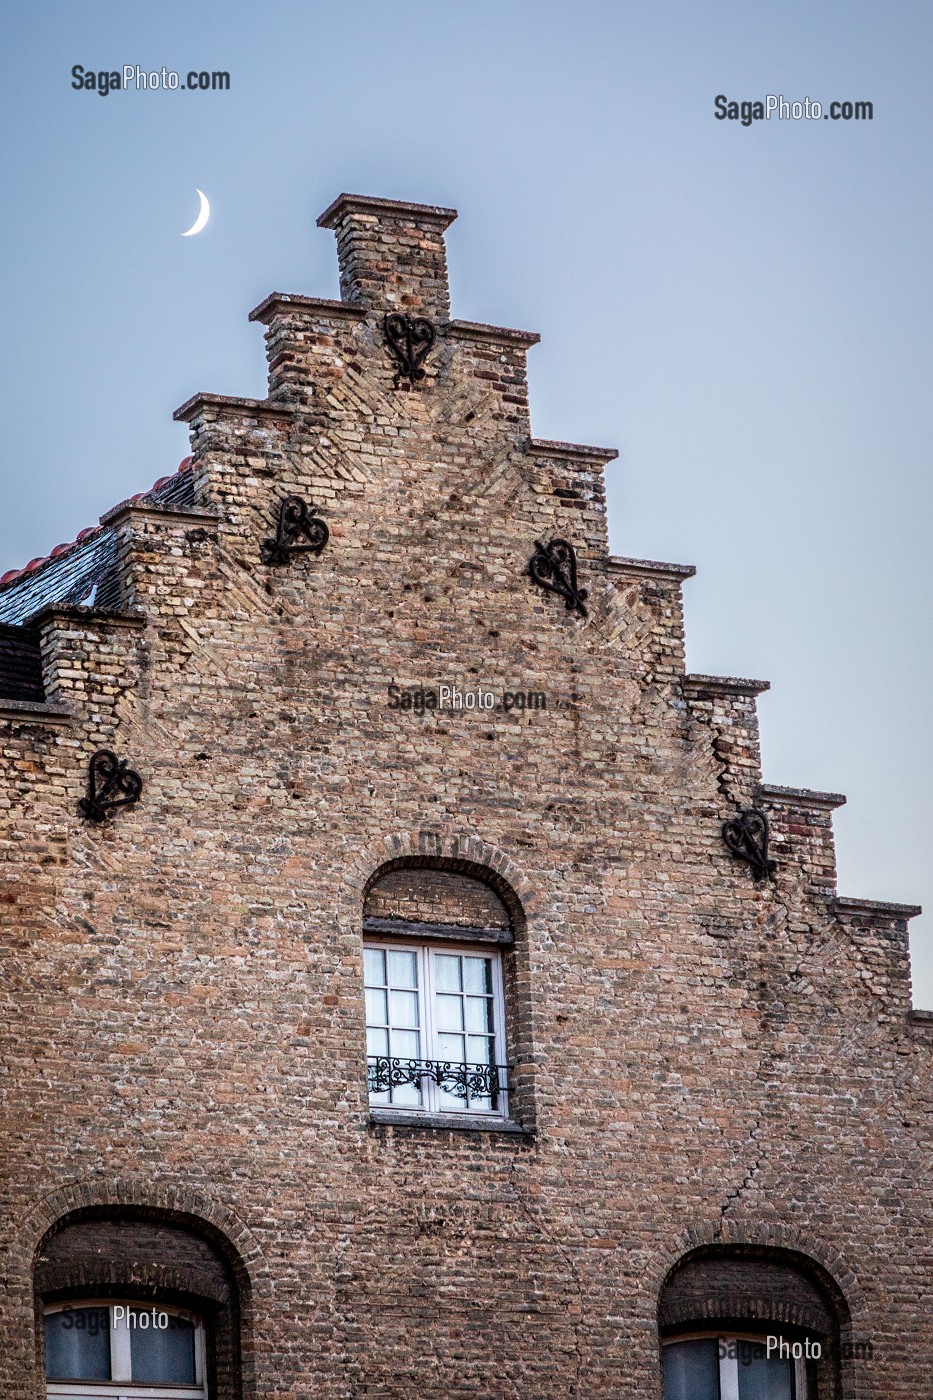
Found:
<box><xmin>363</xmin><ymin>867</ymin><xmax>512</xmax><ymax>930</ymax></box>
<box><xmin>0</xmin><ymin>193</ymin><xmax>930</xmax><ymax>1398</ymax></box>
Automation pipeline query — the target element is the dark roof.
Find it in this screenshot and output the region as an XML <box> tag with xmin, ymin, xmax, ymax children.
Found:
<box><xmin>0</xmin><ymin>529</ymin><xmax>119</xmax><ymax>627</ymax></box>
<box><xmin>0</xmin><ymin>458</ymin><xmax>195</xmax><ymax>626</ymax></box>
<box><xmin>0</xmin><ymin>457</ymin><xmax>196</xmax><ymax>700</ymax></box>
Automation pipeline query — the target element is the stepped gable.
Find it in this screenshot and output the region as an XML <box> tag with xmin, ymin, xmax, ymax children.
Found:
<box><xmin>0</xmin><ymin>196</ymin><xmax>921</xmax><ymax>936</ymax></box>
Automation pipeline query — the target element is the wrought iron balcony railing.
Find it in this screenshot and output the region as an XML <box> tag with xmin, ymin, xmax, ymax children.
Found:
<box><xmin>367</xmin><ymin>1054</ymin><xmax>508</xmax><ymax>1103</ymax></box>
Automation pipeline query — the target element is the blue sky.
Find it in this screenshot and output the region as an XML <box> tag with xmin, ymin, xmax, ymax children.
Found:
<box><xmin>2</xmin><ymin>1</ymin><xmax>931</xmax><ymax>999</ymax></box>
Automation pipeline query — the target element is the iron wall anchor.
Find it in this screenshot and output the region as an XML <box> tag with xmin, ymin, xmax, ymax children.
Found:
<box><xmin>722</xmin><ymin>807</ymin><xmax>777</xmax><ymax>881</ymax></box>
<box><xmin>78</xmin><ymin>749</ymin><xmax>143</xmax><ymax>823</ymax></box>
<box><xmin>262</xmin><ymin>496</ymin><xmax>329</xmax><ymax>566</ymax></box>
<box><xmin>529</xmin><ymin>538</ymin><xmax>588</xmax><ymax>618</ymax></box>
<box><xmin>384</xmin><ymin>313</ymin><xmax>436</xmax><ymax>385</ymax></box>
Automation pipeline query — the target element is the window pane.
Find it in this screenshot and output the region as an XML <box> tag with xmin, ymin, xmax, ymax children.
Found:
<box><xmin>663</xmin><ymin>1338</ymin><xmax>720</xmax><ymax>1400</ymax></box>
<box><xmin>391</xmin><ymin>1077</ymin><xmax>422</xmax><ymax>1107</ymax></box>
<box><xmin>467</xmin><ymin>1034</ymin><xmax>494</xmax><ymax>1064</ymax></box>
<box><xmin>364</xmin><ymin>947</ymin><xmax>386</xmax><ymax>985</ymax></box>
<box><xmin>463</xmin><ymin>956</ymin><xmax>492</xmax><ymax>995</ymax></box>
<box><xmin>45</xmin><ymin>1308</ymin><xmax>111</xmax><ymax>1380</ymax></box>
<box><xmin>737</xmin><ymin>1342</ymin><xmax>795</xmax><ymax>1400</ymax></box>
<box><xmin>435</xmin><ymin>955</ymin><xmax>462</xmax><ymax>992</ymax></box>
<box><xmin>367</xmin><ymin>1026</ymin><xmax>389</xmax><ymax>1056</ymax></box>
<box><xmin>436</xmin><ymin>994</ymin><xmax>464</xmax><ymax>1031</ymax></box>
<box><xmin>365</xmin><ymin>987</ymin><xmax>388</xmax><ymax>1025</ymax></box>
<box><xmin>389</xmin><ymin>989</ymin><xmax>419</xmax><ymax>1028</ymax></box>
<box><xmin>130</xmin><ymin>1313</ymin><xmax>197</xmax><ymax>1384</ymax></box>
<box><xmin>438</xmin><ymin>1032</ymin><xmax>466</xmax><ymax>1062</ymax></box>
<box><xmin>388</xmin><ymin>949</ymin><xmax>418</xmax><ymax>989</ymax></box>
<box><xmin>465</xmin><ymin>997</ymin><xmax>493</xmax><ymax>1033</ymax></box>
<box><xmin>391</xmin><ymin>1028</ymin><xmax>420</xmax><ymax>1059</ymax></box>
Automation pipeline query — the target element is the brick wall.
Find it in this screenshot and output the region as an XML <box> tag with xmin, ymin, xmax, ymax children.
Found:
<box><xmin>364</xmin><ymin>868</ymin><xmax>511</xmax><ymax>929</ymax></box>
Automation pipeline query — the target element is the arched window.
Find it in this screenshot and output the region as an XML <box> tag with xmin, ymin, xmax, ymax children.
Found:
<box><xmin>659</xmin><ymin>1246</ymin><xmax>849</xmax><ymax>1400</ymax></box>
<box><xmin>35</xmin><ymin>1211</ymin><xmax>246</xmax><ymax>1400</ymax></box>
<box><xmin>44</xmin><ymin>1301</ymin><xmax>206</xmax><ymax>1398</ymax></box>
<box><xmin>362</xmin><ymin>861</ymin><xmax>527</xmax><ymax>1124</ymax></box>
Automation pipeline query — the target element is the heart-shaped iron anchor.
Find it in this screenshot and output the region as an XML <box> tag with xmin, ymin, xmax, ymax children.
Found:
<box><xmin>262</xmin><ymin>496</ymin><xmax>329</xmax><ymax>566</ymax></box>
<box><xmin>722</xmin><ymin>807</ymin><xmax>777</xmax><ymax>881</ymax></box>
<box><xmin>529</xmin><ymin>538</ymin><xmax>588</xmax><ymax>618</ymax></box>
<box><xmin>384</xmin><ymin>313</ymin><xmax>436</xmax><ymax>385</ymax></box>
<box><xmin>78</xmin><ymin>749</ymin><xmax>144</xmax><ymax>824</ymax></box>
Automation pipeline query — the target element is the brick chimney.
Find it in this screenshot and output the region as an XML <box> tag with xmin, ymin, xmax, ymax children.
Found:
<box><xmin>316</xmin><ymin>193</ymin><xmax>457</xmax><ymax>318</ymax></box>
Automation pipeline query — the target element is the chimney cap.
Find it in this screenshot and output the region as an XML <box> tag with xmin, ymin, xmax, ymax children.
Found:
<box><xmin>317</xmin><ymin>193</ymin><xmax>458</xmax><ymax>231</ymax></box>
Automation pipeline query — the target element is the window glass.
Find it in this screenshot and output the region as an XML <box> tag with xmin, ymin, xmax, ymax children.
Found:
<box><xmin>663</xmin><ymin>1337</ymin><xmax>720</xmax><ymax>1400</ymax></box>
<box><xmin>736</xmin><ymin>1341</ymin><xmax>794</xmax><ymax>1399</ymax></box>
<box><xmin>45</xmin><ymin>1307</ymin><xmax>111</xmax><ymax>1380</ymax></box>
<box><xmin>130</xmin><ymin>1313</ymin><xmax>197</xmax><ymax>1383</ymax></box>
<box><xmin>464</xmin><ymin>955</ymin><xmax>492</xmax><ymax>996</ymax></box>
<box><xmin>388</xmin><ymin>949</ymin><xmax>417</xmax><ymax>988</ymax></box>
<box><xmin>433</xmin><ymin>951</ymin><xmax>497</xmax><ymax>1110</ymax></box>
<box><xmin>365</xmin><ymin>942</ymin><xmax>422</xmax><ymax>1106</ymax></box>
<box><xmin>435</xmin><ymin>954</ymin><xmax>462</xmax><ymax>992</ymax></box>
<box><xmin>459</xmin><ymin>954</ymin><xmax>496</xmax><ymax>1110</ymax></box>
<box><xmin>390</xmin><ymin>988</ymin><xmax>419</xmax><ymax>1028</ymax></box>
<box><xmin>662</xmin><ymin>1336</ymin><xmax>802</xmax><ymax>1400</ymax></box>
<box><xmin>365</xmin><ymin>986</ymin><xmax>388</xmax><ymax>1025</ymax></box>
<box><xmin>364</xmin><ymin>946</ymin><xmax>386</xmax><ymax>985</ymax></box>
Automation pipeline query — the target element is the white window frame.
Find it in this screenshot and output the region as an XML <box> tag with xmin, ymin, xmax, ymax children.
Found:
<box><xmin>44</xmin><ymin>1300</ymin><xmax>206</xmax><ymax>1400</ymax></box>
<box><xmin>364</xmin><ymin>940</ymin><xmax>509</xmax><ymax>1117</ymax></box>
<box><xmin>662</xmin><ymin>1332</ymin><xmax>809</xmax><ymax>1399</ymax></box>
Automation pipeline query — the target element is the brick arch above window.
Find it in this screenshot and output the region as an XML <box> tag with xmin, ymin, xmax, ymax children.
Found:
<box><xmin>22</xmin><ymin>1179</ymin><xmax>262</xmax><ymax>1300</ymax></box>
<box><xmin>658</xmin><ymin>1244</ymin><xmax>849</xmax><ymax>1339</ymax></box>
<box><xmin>349</xmin><ymin>828</ymin><xmax>537</xmax><ymax>931</ymax></box>
<box><xmin>365</xmin><ymin>866</ymin><xmax>512</xmax><ymax>936</ymax></box>
<box><xmin>655</xmin><ymin>1240</ymin><xmax>866</xmax><ymax>1400</ymax></box>
<box><xmin>644</xmin><ymin>1220</ymin><xmax>869</xmax><ymax>1329</ymax></box>
<box><xmin>35</xmin><ymin>1215</ymin><xmax>235</xmax><ymax>1307</ymax></box>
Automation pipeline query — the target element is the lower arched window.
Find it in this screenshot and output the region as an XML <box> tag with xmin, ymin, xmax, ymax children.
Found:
<box><xmin>663</xmin><ymin>1333</ymin><xmax>815</xmax><ymax>1399</ymax></box>
<box><xmin>44</xmin><ymin>1302</ymin><xmax>207</xmax><ymax>1399</ymax></box>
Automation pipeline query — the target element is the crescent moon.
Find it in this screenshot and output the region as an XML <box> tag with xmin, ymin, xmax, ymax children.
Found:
<box><xmin>181</xmin><ymin>190</ymin><xmax>210</xmax><ymax>237</ymax></box>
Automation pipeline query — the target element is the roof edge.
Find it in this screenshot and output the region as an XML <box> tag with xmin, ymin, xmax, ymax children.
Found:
<box><xmin>0</xmin><ymin>698</ymin><xmax>73</xmax><ymax>727</ymax></box>
<box><xmin>528</xmin><ymin>438</ymin><xmax>618</xmax><ymax>466</ymax></box>
<box><xmin>248</xmin><ymin>293</ymin><xmax>368</xmax><ymax>325</ymax></box>
<box><xmin>608</xmin><ymin>556</ymin><xmax>696</xmax><ymax>581</ymax></box>
<box><xmin>317</xmin><ymin>193</ymin><xmax>458</xmax><ymax>231</ymax></box>
<box><xmin>683</xmin><ymin>673</ymin><xmax>771</xmax><ymax>697</ymax></box>
<box><xmin>834</xmin><ymin>895</ymin><xmax>922</xmax><ymax>920</ymax></box>
<box><xmin>173</xmin><ymin>392</ymin><xmax>295</xmax><ymax>423</ymax></box>
<box><xmin>759</xmin><ymin>782</ymin><xmax>847</xmax><ymax>811</ymax></box>
<box><xmin>449</xmin><ymin>319</ymin><xmax>540</xmax><ymax>348</ymax></box>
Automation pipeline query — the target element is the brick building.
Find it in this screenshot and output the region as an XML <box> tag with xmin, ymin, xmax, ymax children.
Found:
<box><xmin>1</xmin><ymin>193</ymin><xmax>930</xmax><ymax>1399</ymax></box>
